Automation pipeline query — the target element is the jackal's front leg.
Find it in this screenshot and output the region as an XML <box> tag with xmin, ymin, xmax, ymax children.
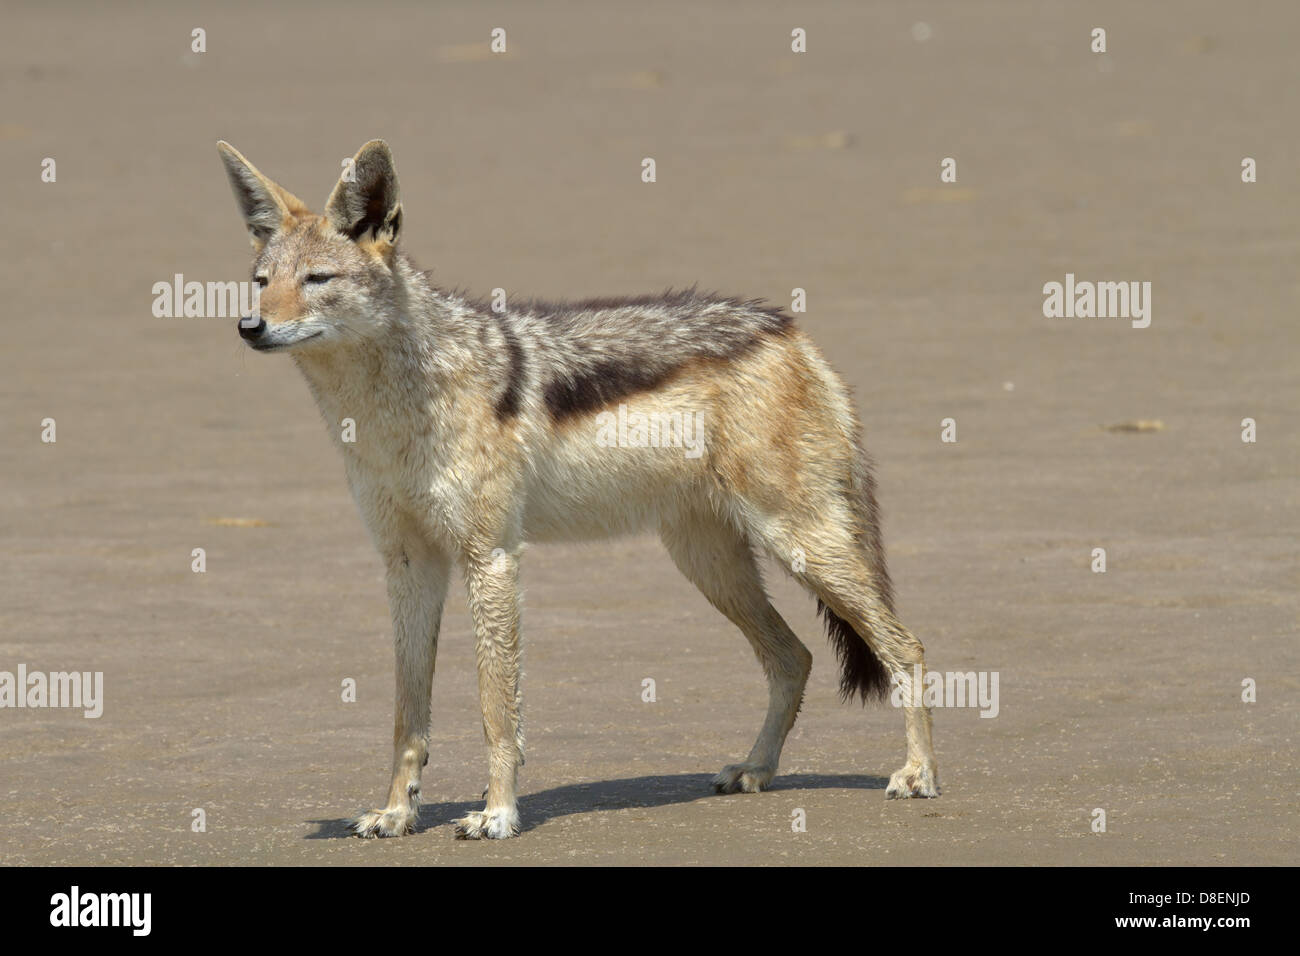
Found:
<box><xmin>454</xmin><ymin>548</ymin><xmax>524</xmax><ymax>839</ymax></box>
<box><xmin>352</xmin><ymin>544</ymin><xmax>450</xmax><ymax>838</ymax></box>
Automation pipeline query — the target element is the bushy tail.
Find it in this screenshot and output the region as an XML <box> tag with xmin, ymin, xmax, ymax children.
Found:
<box><xmin>818</xmin><ymin>600</ymin><xmax>891</xmax><ymax>704</ymax></box>
<box><xmin>820</xmin><ymin>441</ymin><xmax>896</xmax><ymax>705</ymax></box>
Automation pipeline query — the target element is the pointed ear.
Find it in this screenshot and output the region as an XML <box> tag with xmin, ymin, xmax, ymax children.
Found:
<box><xmin>216</xmin><ymin>141</ymin><xmax>310</xmax><ymax>251</ymax></box>
<box><xmin>324</xmin><ymin>140</ymin><xmax>402</xmax><ymax>251</ymax></box>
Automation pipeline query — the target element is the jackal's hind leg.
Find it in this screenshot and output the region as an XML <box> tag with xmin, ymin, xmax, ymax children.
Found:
<box><xmin>770</xmin><ymin>524</ymin><xmax>939</xmax><ymax>800</ymax></box>
<box><xmin>660</xmin><ymin>510</ymin><xmax>812</xmax><ymax>794</ymax></box>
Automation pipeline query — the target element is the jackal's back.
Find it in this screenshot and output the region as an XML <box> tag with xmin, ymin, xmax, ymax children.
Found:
<box><xmin>492</xmin><ymin>287</ymin><xmax>794</xmax><ymax>424</ymax></box>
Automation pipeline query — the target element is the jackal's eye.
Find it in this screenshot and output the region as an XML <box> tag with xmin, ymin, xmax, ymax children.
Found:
<box><xmin>304</xmin><ymin>273</ymin><xmax>337</xmax><ymax>285</ymax></box>
<box><xmin>254</xmin><ymin>275</ymin><xmax>268</xmax><ymax>288</ymax></box>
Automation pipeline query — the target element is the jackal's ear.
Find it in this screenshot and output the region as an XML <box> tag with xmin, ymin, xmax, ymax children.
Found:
<box><xmin>325</xmin><ymin>140</ymin><xmax>402</xmax><ymax>253</ymax></box>
<box><xmin>216</xmin><ymin>141</ymin><xmax>310</xmax><ymax>252</ymax></box>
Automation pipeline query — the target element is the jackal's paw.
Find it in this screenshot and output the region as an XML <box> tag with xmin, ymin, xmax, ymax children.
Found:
<box><xmin>713</xmin><ymin>762</ymin><xmax>775</xmax><ymax>794</ymax></box>
<box><xmin>885</xmin><ymin>764</ymin><xmax>940</xmax><ymax>799</ymax></box>
<box><xmin>453</xmin><ymin>808</ymin><xmax>520</xmax><ymax>840</ymax></box>
<box><xmin>351</xmin><ymin>807</ymin><xmax>416</xmax><ymax>838</ymax></box>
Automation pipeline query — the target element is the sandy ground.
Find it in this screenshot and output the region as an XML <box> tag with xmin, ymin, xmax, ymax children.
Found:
<box><xmin>0</xmin><ymin>1</ymin><xmax>1296</xmax><ymax>865</ymax></box>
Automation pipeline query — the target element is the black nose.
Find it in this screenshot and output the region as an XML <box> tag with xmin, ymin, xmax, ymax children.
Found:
<box><xmin>239</xmin><ymin>317</ymin><xmax>266</xmax><ymax>340</ymax></box>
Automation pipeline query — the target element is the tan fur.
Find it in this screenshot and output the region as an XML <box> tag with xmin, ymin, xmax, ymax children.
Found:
<box><xmin>218</xmin><ymin>140</ymin><xmax>939</xmax><ymax>840</ymax></box>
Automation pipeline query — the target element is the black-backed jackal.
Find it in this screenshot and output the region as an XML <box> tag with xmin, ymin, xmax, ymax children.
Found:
<box><xmin>217</xmin><ymin>139</ymin><xmax>939</xmax><ymax>839</ymax></box>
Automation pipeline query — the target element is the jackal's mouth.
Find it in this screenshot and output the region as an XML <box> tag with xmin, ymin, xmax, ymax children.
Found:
<box><xmin>244</xmin><ymin>328</ymin><xmax>324</xmax><ymax>352</ymax></box>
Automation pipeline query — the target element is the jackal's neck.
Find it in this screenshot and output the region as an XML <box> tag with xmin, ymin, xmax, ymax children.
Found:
<box><xmin>290</xmin><ymin>255</ymin><xmax>477</xmax><ymax>435</ymax></box>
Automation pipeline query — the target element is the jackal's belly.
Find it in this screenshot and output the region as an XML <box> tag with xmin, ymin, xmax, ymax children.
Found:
<box><xmin>523</xmin><ymin>440</ymin><xmax>712</xmax><ymax>543</ymax></box>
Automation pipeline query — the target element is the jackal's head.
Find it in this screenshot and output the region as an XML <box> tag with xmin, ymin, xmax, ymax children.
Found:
<box><xmin>217</xmin><ymin>140</ymin><xmax>405</xmax><ymax>352</ymax></box>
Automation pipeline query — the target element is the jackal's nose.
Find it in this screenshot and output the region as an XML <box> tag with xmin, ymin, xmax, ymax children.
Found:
<box><xmin>239</xmin><ymin>317</ymin><xmax>266</xmax><ymax>341</ymax></box>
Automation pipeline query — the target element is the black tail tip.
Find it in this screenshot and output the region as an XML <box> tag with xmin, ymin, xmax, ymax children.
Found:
<box><xmin>818</xmin><ymin>600</ymin><xmax>891</xmax><ymax>704</ymax></box>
